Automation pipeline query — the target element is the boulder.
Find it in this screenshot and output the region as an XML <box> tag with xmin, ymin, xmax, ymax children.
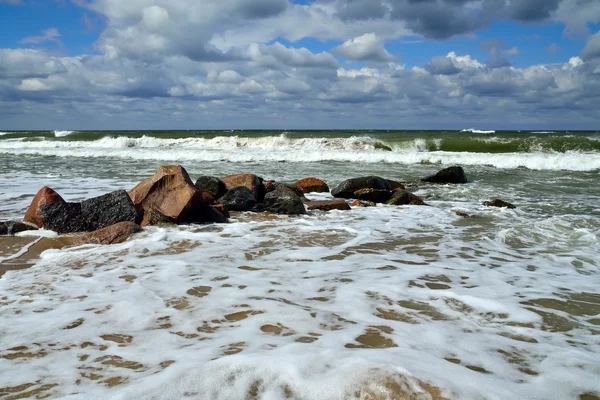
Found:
<box><xmin>353</xmin><ymin>188</ymin><xmax>393</xmax><ymax>203</ymax></box>
<box><xmin>351</xmin><ymin>200</ymin><xmax>376</xmax><ymax>207</ymax></box>
<box><xmin>194</xmin><ymin>176</ymin><xmax>227</xmax><ymax>199</ymax></box>
<box><xmin>189</xmin><ymin>205</ymin><xmax>228</xmax><ymax>224</ymax></box>
<box><xmin>81</xmin><ymin>190</ymin><xmax>138</xmax><ymax>229</ymax></box>
<box><xmin>295</xmin><ymin>177</ymin><xmax>330</xmax><ymax>193</ymax></box>
<box><xmin>140</xmin><ymin>209</ymin><xmax>174</xmax><ymax>227</ymax></box>
<box><xmin>0</xmin><ymin>221</ymin><xmax>38</xmax><ymax>236</ymax></box>
<box><xmin>128</xmin><ymin>165</ymin><xmax>206</xmax><ymax>224</ymax></box>
<box><xmin>24</xmin><ymin>186</ymin><xmax>65</xmax><ymax>228</ymax></box>
<box><xmin>422</xmin><ymin>166</ymin><xmax>467</xmax><ymax>184</ymax></box>
<box><xmin>455</xmin><ymin>211</ymin><xmax>470</xmax><ymax>218</ymax></box>
<box><xmin>264</xmin><ymin>180</ymin><xmax>277</xmax><ymax>193</ymax></box>
<box><xmin>483</xmin><ymin>199</ymin><xmax>516</xmax><ymax>209</ymax></box>
<box><xmin>305</xmin><ymin>200</ymin><xmax>351</xmax><ymax>211</ymax></box>
<box><xmin>71</xmin><ymin>222</ymin><xmax>141</xmax><ymax>246</ymax></box>
<box><xmin>211</xmin><ymin>204</ymin><xmax>230</xmax><ymax>219</ymax></box>
<box><xmin>39</xmin><ymin>202</ymin><xmax>89</xmax><ymax>233</ymax></box>
<box><xmin>386</xmin><ymin>180</ymin><xmax>405</xmax><ymax>190</ymax></box>
<box><xmin>217</xmin><ymin>187</ymin><xmax>257</xmax><ymax>212</ymax></box>
<box><xmin>275</xmin><ymin>183</ymin><xmax>305</xmax><ymax>198</ymax></box>
<box><xmin>263</xmin><ymin>189</ymin><xmax>306</xmax><ymax>215</ymax></box>
<box><xmin>221</xmin><ymin>174</ymin><xmax>265</xmax><ymax>201</ymax></box>
<box><xmin>331</xmin><ymin>176</ymin><xmax>391</xmax><ymax>198</ymax></box>
<box><xmin>385</xmin><ymin>190</ymin><xmax>427</xmax><ymax>206</ymax></box>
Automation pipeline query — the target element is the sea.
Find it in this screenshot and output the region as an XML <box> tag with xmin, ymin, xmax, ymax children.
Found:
<box><xmin>0</xmin><ymin>129</ymin><xmax>599</xmax><ymax>400</ymax></box>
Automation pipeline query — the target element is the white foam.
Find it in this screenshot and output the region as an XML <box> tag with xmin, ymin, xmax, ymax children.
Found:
<box><xmin>54</xmin><ymin>130</ymin><xmax>76</xmax><ymax>137</ymax></box>
<box><xmin>15</xmin><ymin>229</ymin><xmax>59</xmax><ymax>238</ymax></box>
<box><xmin>0</xmin><ymin>135</ymin><xmax>599</xmax><ymax>171</ymax></box>
<box><xmin>461</xmin><ymin>129</ymin><xmax>496</xmax><ymax>134</ymax></box>
<box><xmin>0</xmin><ymin>237</ymin><xmax>41</xmax><ymax>263</ymax></box>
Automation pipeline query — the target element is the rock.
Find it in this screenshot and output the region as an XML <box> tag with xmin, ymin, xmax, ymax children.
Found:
<box><xmin>295</xmin><ymin>177</ymin><xmax>330</xmax><ymax>193</ymax></box>
<box><xmin>249</xmin><ymin>203</ymin><xmax>264</xmax><ymax>213</ymax></box>
<box><xmin>128</xmin><ymin>165</ymin><xmax>207</xmax><ymax>224</ymax></box>
<box><xmin>351</xmin><ymin>200</ymin><xmax>376</xmax><ymax>207</ymax></box>
<box><xmin>218</xmin><ymin>187</ymin><xmax>257</xmax><ymax>212</ymax></box>
<box><xmin>81</xmin><ymin>190</ymin><xmax>138</xmax><ymax>229</ymax></box>
<box><xmin>39</xmin><ymin>202</ymin><xmax>89</xmax><ymax>233</ymax></box>
<box><xmin>275</xmin><ymin>183</ymin><xmax>305</xmax><ymax>198</ymax></box>
<box><xmin>386</xmin><ymin>180</ymin><xmax>405</xmax><ymax>190</ymax></box>
<box><xmin>455</xmin><ymin>211</ymin><xmax>470</xmax><ymax>218</ymax></box>
<box><xmin>140</xmin><ymin>209</ymin><xmax>174</xmax><ymax>227</ymax></box>
<box><xmin>385</xmin><ymin>190</ymin><xmax>427</xmax><ymax>206</ymax></box>
<box><xmin>190</xmin><ymin>205</ymin><xmax>228</xmax><ymax>223</ymax></box>
<box><xmin>331</xmin><ymin>176</ymin><xmax>391</xmax><ymax>198</ymax></box>
<box><xmin>211</xmin><ymin>204</ymin><xmax>230</xmax><ymax>219</ymax></box>
<box><xmin>24</xmin><ymin>186</ymin><xmax>65</xmax><ymax>228</ymax></box>
<box><xmin>263</xmin><ymin>189</ymin><xmax>306</xmax><ymax>215</ymax></box>
<box><xmin>264</xmin><ymin>180</ymin><xmax>277</xmax><ymax>193</ymax></box>
<box><xmin>221</xmin><ymin>174</ymin><xmax>265</xmax><ymax>201</ymax></box>
<box><xmin>71</xmin><ymin>222</ymin><xmax>141</xmax><ymax>246</ymax></box>
<box><xmin>353</xmin><ymin>188</ymin><xmax>393</xmax><ymax>203</ymax></box>
<box><xmin>422</xmin><ymin>166</ymin><xmax>467</xmax><ymax>184</ymax></box>
<box><xmin>194</xmin><ymin>176</ymin><xmax>227</xmax><ymax>199</ymax></box>
<box><xmin>483</xmin><ymin>199</ymin><xmax>516</xmax><ymax>209</ymax></box>
<box><xmin>0</xmin><ymin>221</ymin><xmax>38</xmax><ymax>236</ymax></box>
<box><xmin>306</xmin><ymin>200</ymin><xmax>351</xmax><ymax>211</ymax></box>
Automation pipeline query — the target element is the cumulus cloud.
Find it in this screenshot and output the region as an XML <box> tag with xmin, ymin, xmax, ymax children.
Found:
<box><xmin>582</xmin><ymin>32</ymin><xmax>600</xmax><ymax>61</ymax></box>
<box><xmin>332</xmin><ymin>33</ymin><xmax>396</xmax><ymax>62</ymax></box>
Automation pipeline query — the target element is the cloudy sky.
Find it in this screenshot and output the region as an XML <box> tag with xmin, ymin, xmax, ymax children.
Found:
<box><xmin>0</xmin><ymin>0</ymin><xmax>599</xmax><ymax>130</ymax></box>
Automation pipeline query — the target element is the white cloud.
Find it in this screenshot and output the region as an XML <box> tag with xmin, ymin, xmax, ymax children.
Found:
<box><xmin>332</xmin><ymin>33</ymin><xmax>396</xmax><ymax>62</ymax></box>
<box><xmin>19</xmin><ymin>28</ymin><xmax>62</xmax><ymax>45</ymax></box>
<box><xmin>581</xmin><ymin>32</ymin><xmax>600</xmax><ymax>61</ymax></box>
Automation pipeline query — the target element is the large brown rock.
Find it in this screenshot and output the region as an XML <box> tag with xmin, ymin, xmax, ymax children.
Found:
<box><xmin>128</xmin><ymin>165</ymin><xmax>206</xmax><ymax>224</ymax></box>
<box><xmin>353</xmin><ymin>188</ymin><xmax>393</xmax><ymax>203</ymax></box>
<box><xmin>221</xmin><ymin>174</ymin><xmax>265</xmax><ymax>201</ymax></box>
<box><xmin>351</xmin><ymin>200</ymin><xmax>375</xmax><ymax>207</ymax></box>
<box><xmin>24</xmin><ymin>186</ymin><xmax>65</xmax><ymax>228</ymax></box>
<box><xmin>331</xmin><ymin>176</ymin><xmax>391</xmax><ymax>198</ymax></box>
<box><xmin>305</xmin><ymin>200</ymin><xmax>351</xmax><ymax>211</ymax></box>
<box><xmin>295</xmin><ymin>178</ymin><xmax>330</xmax><ymax>193</ymax></box>
<box><xmin>71</xmin><ymin>222</ymin><xmax>141</xmax><ymax>246</ymax></box>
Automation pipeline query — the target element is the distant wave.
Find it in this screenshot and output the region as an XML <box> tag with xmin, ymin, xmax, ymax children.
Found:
<box><xmin>0</xmin><ymin>132</ymin><xmax>9</xmax><ymax>136</ymax></box>
<box><xmin>54</xmin><ymin>130</ymin><xmax>76</xmax><ymax>137</ymax></box>
<box><xmin>461</xmin><ymin>129</ymin><xmax>496</xmax><ymax>134</ymax></box>
<box><xmin>0</xmin><ymin>134</ymin><xmax>599</xmax><ymax>171</ymax></box>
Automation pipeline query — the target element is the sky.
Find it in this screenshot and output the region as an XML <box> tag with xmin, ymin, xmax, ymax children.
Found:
<box><xmin>0</xmin><ymin>0</ymin><xmax>599</xmax><ymax>130</ymax></box>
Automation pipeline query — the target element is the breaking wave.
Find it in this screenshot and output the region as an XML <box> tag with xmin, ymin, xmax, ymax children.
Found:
<box><xmin>460</xmin><ymin>128</ymin><xmax>496</xmax><ymax>134</ymax></box>
<box><xmin>54</xmin><ymin>130</ymin><xmax>76</xmax><ymax>137</ymax></box>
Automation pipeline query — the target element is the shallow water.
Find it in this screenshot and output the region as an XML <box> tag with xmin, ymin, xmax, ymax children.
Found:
<box><xmin>0</xmin><ymin>130</ymin><xmax>599</xmax><ymax>399</ymax></box>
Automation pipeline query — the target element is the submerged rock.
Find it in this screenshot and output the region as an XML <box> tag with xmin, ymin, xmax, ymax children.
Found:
<box><xmin>263</xmin><ymin>189</ymin><xmax>306</xmax><ymax>215</ymax></box>
<box><xmin>218</xmin><ymin>187</ymin><xmax>257</xmax><ymax>212</ymax></box>
<box><xmin>274</xmin><ymin>183</ymin><xmax>305</xmax><ymax>198</ymax></box>
<box><xmin>24</xmin><ymin>186</ymin><xmax>65</xmax><ymax>228</ymax></box>
<box><xmin>351</xmin><ymin>200</ymin><xmax>376</xmax><ymax>207</ymax></box>
<box><xmin>295</xmin><ymin>177</ymin><xmax>330</xmax><ymax>193</ymax></box>
<box><xmin>0</xmin><ymin>220</ymin><xmax>38</xmax><ymax>236</ymax></box>
<box><xmin>194</xmin><ymin>176</ymin><xmax>227</xmax><ymax>199</ymax></box>
<box><xmin>222</xmin><ymin>174</ymin><xmax>265</xmax><ymax>202</ymax></box>
<box><xmin>81</xmin><ymin>190</ymin><xmax>138</xmax><ymax>229</ymax></box>
<box><xmin>353</xmin><ymin>188</ymin><xmax>393</xmax><ymax>203</ymax></box>
<box><xmin>39</xmin><ymin>202</ymin><xmax>89</xmax><ymax>233</ymax></box>
<box><xmin>71</xmin><ymin>222</ymin><xmax>141</xmax><ymax>246</ymax></box>
<box><xmin>331</xmin><ymin>176</ymin><xmax>391</xmax><ymax>198</ymax></box>
<box><xmin>422</xmin><ymin>166</ymin><xmax>467</xmax><ymax>184</ymax></box>
<box><xmin>129</xmin><ymin>165</ymin><xmax>208</xmax><ymax>224</ymax></box>
<box><xmin>386</xmin><ymin>180</ymin><xmax>405</xmax><ymax>190</ymax></box>
<box><xmin>483</xmin><ymin>199</ymin><xmax>516</xmax><ymax>209</ymax></box>
<box><xmin>385</xmin><ymin>190</ymin><xmax>427</xmax><ymax>206</ymax></box>
<box><xmin>305</xmin><ymin>199</ymin><xmax>351</xmax><ymax>211</ymax></box>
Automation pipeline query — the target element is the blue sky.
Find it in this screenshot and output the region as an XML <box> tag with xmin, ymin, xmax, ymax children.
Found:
<box><xmin>0</xmin><ymin>0</ymin><xmax>599</xmax><ymax>129</ymax></box>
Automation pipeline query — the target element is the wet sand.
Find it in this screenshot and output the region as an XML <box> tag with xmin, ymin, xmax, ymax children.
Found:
<box><xmin>0</xmin><ymin>236</ymin><xmax>70</xmax><ymax>278</ymax></box>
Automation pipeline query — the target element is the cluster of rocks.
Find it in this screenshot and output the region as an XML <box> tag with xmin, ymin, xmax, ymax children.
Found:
<box><xmin>0</xmin><ymin>165</ymin><xmax>517</xmax><ymax>246</ymax></box>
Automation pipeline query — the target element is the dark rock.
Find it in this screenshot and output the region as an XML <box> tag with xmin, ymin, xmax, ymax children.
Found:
<box><xmin>351</xmin><ymin>200</ymin><xmax>376</xmax><ymax>207</ymax></box>
<box><xmin>456</xmin><ymin>211</ymin><xmax>470</xmax><ymax>218</ymax></box>
<box><xmin>71</xmin><ymin>222</ymin><xmax>142</xmax><ymax>246</ymax></box>
<box><xmin>40</xmin><ymin>202</ymin><xmax>89</xmax><ymax>233</ymax></box>
<box><xmin>24</xmin><ymin>186</ymin><xmax>65</xmax><ymax>228</ymax></box>
<box><xmin>194</xmin><ymin>176</ymin><xmax>227</xmax><ymax>199</ymax></box>
<box><xmin>331</xmin><ymin>176</ymin><xmax>391</xmax><ymax>198</ymax></box>
<box><xmin>81</xmin><ymin>190</ymin><xmax>137</xmax><ymax>229</ymax></box>
<box><xmin>222</xmin><ymin>174</ymin><xmax>266</xmax><ymax>201</ymax></box>
<box><xmin>218</xmin><ymin>187</ymin><xmax>257</xmax><ymax>212</ymax></box>
<box><xmin>386</xmin><ymin>180</ymin><xmax>405</xmax><ymax>190</ymax></box>
<box><xmin>483</xmin><ymin>199</ymin><xmax>516</xmax><ymax>209</ymax></box>
<box><xmin>190</xmin><ymin>205</ymin><xmax>228</xmax><ymax>224</ymax></box>
<box><xmin>211</xmin><ymin>204</ymin><xmax>230</xmax><ymax>219</ymax></box>
<box><xmin>385</xmin><ymin>190</ymin><xmax>427</xmax><ymax>206</ymax></box>
<box><xmin>264</xmin><ymin>180</ymin><xmax>277</xmax><ymax>193</ymax></box>
<box><xmin>422</xmin><ymin>166</ymin><xmax>467</xmax><ymax>184</ymax></box>
<box><xmin>353</xmin><ymin>188</ymin><xmax>393</xmax><ymax>203</ymax></box>
<box><xmin>249</xmin><ymin>203</ymin><xmax>264</xmax><ymax>213</ymax></box>
<box><xmin>263</xmin><ymin>189</ymin><xmax>306</xmax><ymax>215</ymax></box>
<box><xmin>295</xmin><ymin>177</ymin><xmax>330</xmax><ymax>193</ymax></box>
<box><xmin>0</xmin><ymin>221</ymin><xmax>38</xmax><ymax>236</ymax></box>
<box><xmin>275</xmin><ymin>183</ymin><xmax>305</xmax><ymax>198</ymax></box>
<box><xmin>140</xmin><ymin>209</ymin><xmax>174</xmax><ymax>227</ymax></box>
<box><xmin>305</xmin><ymin>200</ymin><xmax>351</xmax><ymax>211</ymax></box>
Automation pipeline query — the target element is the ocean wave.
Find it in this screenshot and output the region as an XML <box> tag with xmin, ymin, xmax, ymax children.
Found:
<box><xmin>54</xmin><ymin>130</ymin><xmax>76</xmax><ymax>137</ymax></box>
<box><xmin>0</xmin><ymin>135</ymin><xmax>599</xmax><ymax>171</ymax></box>
<box><xmin>0</xmin><ymin>132</ymin><xmax>9</xmax><ymax>136</ymax></box>
<box><xmin>460</xmin><ymin>128</ymin><xmax>496</xmax><ymax>134</ymax></box>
